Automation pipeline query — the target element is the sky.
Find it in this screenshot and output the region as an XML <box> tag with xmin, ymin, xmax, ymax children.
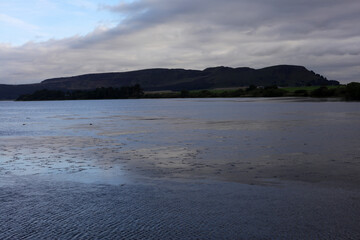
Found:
<box><xmin>1</xmin><ymin>0</ymin><xmax>359</xmax><ymax>84</ymax></box>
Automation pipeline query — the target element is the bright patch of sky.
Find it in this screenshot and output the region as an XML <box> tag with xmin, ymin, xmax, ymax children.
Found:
<box><xmin>0</xmin><ymin>0</ymin><xmax>128</xmax><ymax>46</ymax></box>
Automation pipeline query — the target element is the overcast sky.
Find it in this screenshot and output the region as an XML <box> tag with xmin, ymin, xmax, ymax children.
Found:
<box><xmin>1</xmin><ymin>0</ymin><xmax>359</xmax><ymax>84</ymax></box>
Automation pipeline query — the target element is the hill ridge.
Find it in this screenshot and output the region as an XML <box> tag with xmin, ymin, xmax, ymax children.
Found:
<box><xmin>0</xmin><ymin>65</ymin><xmax>339</xmax><ymax>100</ymax></box>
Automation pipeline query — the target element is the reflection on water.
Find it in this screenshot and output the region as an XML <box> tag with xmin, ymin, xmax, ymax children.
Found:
<box><xmin>1</xmin><ymin>98</ymin><xmax>360</xmax><ymax>186</ymax></box>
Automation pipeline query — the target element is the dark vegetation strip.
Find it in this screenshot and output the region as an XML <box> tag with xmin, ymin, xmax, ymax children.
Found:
<box><xmin>16</xmin><ymin>83</ymin><xmax>360</xmax><ymax>101</ymax></box>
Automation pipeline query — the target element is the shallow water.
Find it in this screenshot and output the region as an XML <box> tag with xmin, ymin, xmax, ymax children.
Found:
<box><xmin>1</xmin><ymin>98</ymin><xmax>360</xmax><ymax>238</ymax></box>
<box><xmin>1</xmin><ymin>98</ymin><xmax>360</xmax><ymax>185</ymax></box>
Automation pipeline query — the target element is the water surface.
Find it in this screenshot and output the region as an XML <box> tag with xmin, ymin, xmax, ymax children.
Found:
<box><xmin>1</xmin><ymin>98</ymin><xmax>359</xmax><ymax>186</ymax></box>
<box><xmin>1</xmin><ymin>98</ymin><xmax>360</xmax><ymax>239</ymax></box>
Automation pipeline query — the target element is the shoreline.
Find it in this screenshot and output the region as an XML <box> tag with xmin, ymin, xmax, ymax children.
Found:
<box><xmin>14</xmin><ymin>83</ymin><xmax>360</xmax><ymax>101</ymax></box>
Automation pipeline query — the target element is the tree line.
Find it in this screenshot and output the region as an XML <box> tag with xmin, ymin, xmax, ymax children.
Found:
<box><xmin>16</xmin><ymin>82</ymin><xmax>360</xmax><ymax>101</ymax></box>
<box><xmin>17</xmin><ymin>84</ymin><xmax>144</xmax><ymax>101</ymax></box>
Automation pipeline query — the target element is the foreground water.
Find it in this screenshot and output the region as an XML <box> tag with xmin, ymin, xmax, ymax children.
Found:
<box><xmin>1</xmin><ymin>98</ymin><xmax>360</xmax><ymax>239</ymax></box>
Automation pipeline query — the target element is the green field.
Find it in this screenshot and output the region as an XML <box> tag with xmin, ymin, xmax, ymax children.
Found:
<box><xmin>282</xmin><ymin>85</ymin><xmax>344</xmax><ymax>93</ymax></box>
<box><xmin>144</xmin><ymin>85</ymin><xmax>353</xmax><ymax>99</ymax></box>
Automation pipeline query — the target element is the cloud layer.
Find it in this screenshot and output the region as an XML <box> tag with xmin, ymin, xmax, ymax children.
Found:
<box><xmin>1</xmin><ymin>0</ymin><xmax>360</xmax><ymax>84</ymax></box>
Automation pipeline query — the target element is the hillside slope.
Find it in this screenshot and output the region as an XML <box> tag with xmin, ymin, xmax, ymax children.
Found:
<box><xmin>0</xmin><ymin>65</ymin><xmax>339</xmax><ymax>99</ymax></box>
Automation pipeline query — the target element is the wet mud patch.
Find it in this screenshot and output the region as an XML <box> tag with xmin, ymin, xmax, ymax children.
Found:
<box><xmin>0</xmin><ymin>136</ymin><xmax>128</xmax><ymax>176</ymax></box>
<box><xmin>2</xmin><ymin>133</ymin><xmax>360</xmax><ymax>188</ymax></box>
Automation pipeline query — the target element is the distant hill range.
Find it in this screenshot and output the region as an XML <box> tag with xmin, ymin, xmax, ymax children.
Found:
<box><xmin>0</xmin><ymin>65</ymin><xmax>339</xmax><ymax>99</ymax></box>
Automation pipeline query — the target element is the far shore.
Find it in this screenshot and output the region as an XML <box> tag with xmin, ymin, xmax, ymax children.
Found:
<box><xmin>13</xmin><ymin>83</ymin><xmax>360</xmax><ymax>101</ymax></box>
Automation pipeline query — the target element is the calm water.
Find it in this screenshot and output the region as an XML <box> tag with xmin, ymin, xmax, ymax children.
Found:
<box><xmin>1</xmin><ymin>98</ymin><xmax>360</xmax><ymax>239</ymax></box>
<box><xmin>1</xmin><ymin>98</ymin><xmax>360</xmax><ymax>184</ymax></box>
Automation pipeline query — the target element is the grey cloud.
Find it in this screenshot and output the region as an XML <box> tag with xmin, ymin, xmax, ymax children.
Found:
<box><xmin>106</xmin><ymin>0</ymin><xmax>360</xmax><ymax>35</ymax></box>
<box><xmin>1</xmin><ymin>0</ymin><xmax>360</xmax><ymax>84</ymax></box>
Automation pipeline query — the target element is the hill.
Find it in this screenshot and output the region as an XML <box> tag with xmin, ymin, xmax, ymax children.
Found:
<box><xmin>0</xmin><ymin>65</ymin><xmax>339</xmax><ymax>100</ymax></box>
